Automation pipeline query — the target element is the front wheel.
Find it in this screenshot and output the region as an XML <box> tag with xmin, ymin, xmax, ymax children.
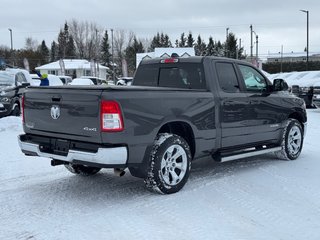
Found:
<box><xmin>144</xmin><ymin>133</ymin><xmax>192</xmax><ymax>194</ymax></box>
<box><xmin>64</xmin><ymin>163</ymin><xmax>101</xmax><ymax>176</ymax></box>
<box><xmin>11</xmin><ymin>104</ymin><xmax>20</xmax><ymax>116</ymax></box>
<box><xmin>275</xmin><ymin>119</ymin><xmax>304</xmax><ymax>160</ymax></box>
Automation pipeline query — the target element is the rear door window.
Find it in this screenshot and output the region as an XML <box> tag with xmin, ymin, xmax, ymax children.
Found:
<box><xmin>216</xmin><ymin>62</ymin><xmax>240</xmax><ymax>92</ymax></box>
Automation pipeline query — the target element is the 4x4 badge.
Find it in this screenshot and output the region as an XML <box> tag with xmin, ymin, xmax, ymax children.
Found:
<box><xmin>51</xmin><ymin>105</ymin><xmax>60</xmax><ymax>120</ymax></box>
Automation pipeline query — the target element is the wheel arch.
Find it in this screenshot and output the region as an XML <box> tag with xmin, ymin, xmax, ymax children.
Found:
<box><xmin>288</xmin><ymin>111</ymin><xmax>305</xmax><ymax>132</ymax></box>
<box><xmin>158</xmin><ymin>121</ymin><xmax>195</xmax><ymax>159</ymax></box>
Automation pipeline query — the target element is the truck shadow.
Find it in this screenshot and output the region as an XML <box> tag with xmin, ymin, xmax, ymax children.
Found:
<box><xmin>24</xmin><ymin>154</ymin><xmax>285</xmax><ymax>206</ymax></box>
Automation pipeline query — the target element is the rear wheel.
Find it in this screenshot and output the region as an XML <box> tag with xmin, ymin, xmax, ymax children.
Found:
<box><xmin>64</xmin><ymin>163</ymin><xmax>101</xmax><ymax>176</ymax></box>
<box><xmin>144</xmin><ymin>133</ymin><xmax>192</xmax><ymax>194</ymax></box>
<box><xmin>275</xmin><ymin>119</ymin><xmax>304</xmax><ymax>160</ymax></box>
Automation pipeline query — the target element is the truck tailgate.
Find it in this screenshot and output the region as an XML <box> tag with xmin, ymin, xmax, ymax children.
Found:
<box><xmin>24</xmin><ymin>87</ymin><xmax>103</xmax><ymax>143</ymax></box>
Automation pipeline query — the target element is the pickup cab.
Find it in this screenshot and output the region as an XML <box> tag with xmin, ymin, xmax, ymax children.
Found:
<box><xmin>18</xmin><ymin>56</ymin><xmax>307</xmax><ymax>194</ymax></box>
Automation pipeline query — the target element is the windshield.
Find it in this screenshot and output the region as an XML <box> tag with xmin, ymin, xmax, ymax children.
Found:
<box><xmin>0</xmin><ymin>72</ymin><xmax>14</xmax><ymax>87</ymax></box>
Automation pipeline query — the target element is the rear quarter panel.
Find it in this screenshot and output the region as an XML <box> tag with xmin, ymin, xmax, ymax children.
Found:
<box><xmin>101</xmin><ymin>89</ymin><xmax>216</xmax><ymax>164</ymax></box>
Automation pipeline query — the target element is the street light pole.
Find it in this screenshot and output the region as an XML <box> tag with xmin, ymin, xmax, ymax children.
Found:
<box><xmin>111</xmin><ymin>28</ymin><xmax>115</xmax><ymax>83</ymax></box>
<box><xmin>256</xmin><ymin>34</ymin><xmax>259</xmax><ymax>61</ymax></box>
<box><xmin>300</xmin><ymin>9</ymin><xmax>309</xmax><ymax>71</ymax></box>
<box><xmin>8</xmin><ymin>28</ymin><xmax>13</xmax><ymax>51</ymax></box>
<box><xmin>225</xmin><ymin>27</ymin><xmax>229</xmax><ymax>57</ymax></box>
<box><xmin>280</xmin><ymin>45</ymin><xmax>283</xmax><ymax>73</ymax></box>
<box><xmin>250</xmin><ymin>25</ymin><xmax>253</xmax><ymax>63</ymax></box>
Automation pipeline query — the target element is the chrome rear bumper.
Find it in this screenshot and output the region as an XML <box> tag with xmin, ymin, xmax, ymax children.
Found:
<box><xmin>18</xmin><ymin>135</ymin><xmax>127</xmax><ymax>165</ymax></box>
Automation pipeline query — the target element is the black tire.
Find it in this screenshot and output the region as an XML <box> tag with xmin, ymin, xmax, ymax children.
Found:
<box><xmin>144</xmin><ymin>133</ymin><xmax>192</xmax><ymax>194</ymax></box>
<box><xmin>275</xmin><ymin>118</ymin><xmax>304</xmax><ymax>160</ymax></box>
<box><xmin>64</xmin><ymin>163</ymin><xmax>101</xmax><ymax>176</ymax></box>
<box><xmin>11</xmin><ymin>104</ymin><xmax>20</xmax><ymax>116</ymax></box>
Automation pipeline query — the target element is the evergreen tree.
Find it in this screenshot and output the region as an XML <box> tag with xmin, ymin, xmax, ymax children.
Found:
<box><xmin>206</xmin><ymin>37</ymin><xmax>215</xmax><ymax>56</ymax></box>
<box><xmin>149</xmin><ymin>32</ymin><xmax>172</xmax><ymax>51</ymax></box>
<box><xmin>163</xmin><ymin>34</ymin><xmax>172</xmax><ymax>47</ymax></box>
<box><xmin>57</xmin><ymin>30</ymin><xmax>66</xmax><ymax>58</ymax></box>
<box><xmin>100</xmin><ymin>30</ymin><xmax>111</xmax><ymax>66</ymax></box>
<box><xmin>50</xmin><ymin>41</ymin><xmax>58</xmax><ymax>62</ymax></box>
<box><xmin>225</xmin><ymin>33</ymin><xmax>244</xmax><ymax>59</ymax></box>
<box><xmin>195</xmin><ymin>35</ymin><xmax>206</xmax><ymax>56</ymax></box>
<box><xmin>66</xmin><ymin>35</ymin><xmax>76</xmax><ymax>58</ymax></box>
<box><xmin>187</xmin><ymin>32</ymin><xmax>194</xmax><ymax>47</ymax></box>
<box><xmin>160</xmin><ymin>33</ymin><xmax>166</xmax><ymax>46</ymax></box>
<box><xmin>149</xmin><ymin>32</ymin><xmax>161</xmax><ymax>51</ymax></box>
<box><xmin>57</xmin><ymin>22</ymin><xmax>72</xmax><ymax>59</ymax></box>
<box><xmin>178</xmin><ymin>32</ymin><xmax>186</xmax><ymax>47</ymax></box>
<box><xmin>39</xmin><ymin>40</ymin><xmax>49</xmax><ymax>64</ymax></box>
<box><xmin>175</xmin><ymin>39</ymin><xmax>179</xmax><ymax>48</ymax></box>
<box><xmin>214</xmin><ymin>40</ymin><xmax>224</xmax><ymax>57</ymax></box>
<box><xmin>125</xmin><ymin>37</ymin><xmax>144</xmax><ymax>76</ymax></box>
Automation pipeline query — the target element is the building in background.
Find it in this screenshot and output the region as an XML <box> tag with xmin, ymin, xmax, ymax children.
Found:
<box><xmin>35</xmin><ymin>59</ymin><xmax>109</xmax><ymax>80</ymax></box>
<box><xmin>136</xmin><ymin>48</ymin><xmax>195</xmax><ymax>68</ymax></box>
<box><xmin>266</xmin><ymin>52</ymin><xmax>320</xmax><ymax>63</ymax></box>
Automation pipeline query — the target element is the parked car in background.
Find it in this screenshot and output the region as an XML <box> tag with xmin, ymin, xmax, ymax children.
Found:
<box><xmin>299</xmin><ymin>86</ymin><xmax>315</xmax><ymax>108</ymax></box>
<box><xmin>69</xmin><ymin>78</ymin><xmax>95</xmax><ymax>85</ymax></box>
<box><xmin>291</xmin><ymin>85</ymin><xmax>300</xmax><ymax>97</ymax></box>
<box><xmin>6</xmin><ymin>68</ymin><xmax>33</xmax><ymax>84</ymax></box>
<box><xmin>116</xmin><ymin>77</ymin><xmax>133</xmax><ymax>86</ymax></box>
<box><xmin>80</xmin><ymin>76</ymin><xmax>104</xmax><ymax>85</ymax></box>
<box><xmin>30</xmin><ymin>74</ymin><xmax>63</xmax><ymax>86</ymax></box>
<box><xmin>313</xmin><ymin>83</ymin><xmax>320</xmax><ymax>108</ymax></box>
<box><xmin>58</xmin><ymin>76</ymin><xmax>72</xmax><ymax>85</ymax></box>
<box><xmin>0</xmin><ymin>70</ymin><xmax>30</xmax><ymax>117</ymax></box>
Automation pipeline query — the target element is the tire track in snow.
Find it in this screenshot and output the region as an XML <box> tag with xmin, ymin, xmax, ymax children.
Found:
<box><xmin>259</xmin><ymin>164</ymin><xmax>320</xmax><ymax>205</ymax></box>
<box><xmin>184</xmin><ymin>157</ymin><xmax>317</xmax><ymax>239</ymax></box>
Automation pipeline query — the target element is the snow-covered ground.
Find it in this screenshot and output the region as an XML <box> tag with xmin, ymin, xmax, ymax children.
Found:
<box><xmin>1</xmin><ymin>110</ymin><xmax>320</xmax><ymax>240</ymax></box>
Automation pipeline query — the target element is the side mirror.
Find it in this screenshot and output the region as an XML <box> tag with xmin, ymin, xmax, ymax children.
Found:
<box><xmin>273</xmin><ymin>78</ymin><xmax>289</xmax><ymax>91</ymax></box>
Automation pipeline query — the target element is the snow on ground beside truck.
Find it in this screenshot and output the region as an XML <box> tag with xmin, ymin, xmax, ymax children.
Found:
<box><xmin>1</xmin><ymin>110</ymin><xmax>320</xmax><ymax>239</ymax></box>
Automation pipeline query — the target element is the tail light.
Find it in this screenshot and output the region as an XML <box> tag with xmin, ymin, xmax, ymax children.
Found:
<box><xmin>22</xmin><ymin>95</ymin><xmax>25</xmax><ymax>123</ymax></box>
<box><xmin>100</xmin><ymin>100</ymin><xmax>124</xmax><ymax>132</ymax></box>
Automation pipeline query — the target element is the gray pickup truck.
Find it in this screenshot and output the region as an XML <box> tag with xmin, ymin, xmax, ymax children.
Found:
<box><xmin>19</xmin><ymin>56</ymin><xmax>307</xmax><ymax>194</ymax></box>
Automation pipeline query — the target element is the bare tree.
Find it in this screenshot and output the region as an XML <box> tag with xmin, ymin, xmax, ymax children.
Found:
<box><xmin>113</xmin><ymin>30</ymin><xmax>134</xmax><ymax>77</ymax></box>
<box><xmin>69</xmin><ymin>19</ymin><xmax>102</xmax><ymax>60</ymax></box>
<box><xmin>25</xmin><ymin>37</ymin><xmax>39</xmax><ymax>51</ymax></box>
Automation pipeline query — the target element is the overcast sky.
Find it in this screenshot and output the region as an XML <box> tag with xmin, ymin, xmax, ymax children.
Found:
<box><xmin>1</xmin><ymin>0</ymin><xmax>319</xmax><ymax>57</ymax></box>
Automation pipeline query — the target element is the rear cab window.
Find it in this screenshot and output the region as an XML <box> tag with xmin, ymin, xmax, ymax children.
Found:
<box><xmin>133</xmin><ymin>62</ymin><xmax>206</xmax><ymax>90</ymax></box>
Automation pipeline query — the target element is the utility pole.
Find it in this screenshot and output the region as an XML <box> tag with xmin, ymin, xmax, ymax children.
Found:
<box><xmin>256</xmin><ymin>34</ymin><xmax>259</xmax><ymax>61</ymax></box>
<box><xmin>95</xmin><ymin>29</ymin><xmax>99</xmax><ymax>78</ymax></box>
<box><xmin>250</xmin><ymin>25</ymin><xmax>253</xmax><ymax>63</ymax></box>
<box><xmin>239</xmin><ymin>38</ymin><xmax>242</xmax><ymax>59</ymax></box>
<box><xmin>225</xmin><ymin>27</ymin><xmax>229</xmax><ymax>57</ymax></box>
<box><xmin>300</xmin><ymin>10</ymin><xmax>309</xmax><ymax>71</ymax></box>
<box><xmin>280</xmin><ymin>45</ymin><xmax>283</xmax><ymax>73</ymax></box>
<box><xmin>111</xmin><ymin>28</ymin><xmax>115</xmax><ymax>83</ymax></box>
<box><xmin>8</xmin><ymin>28</ymin><xmax>13</xmax><ymax>51</ymax></box>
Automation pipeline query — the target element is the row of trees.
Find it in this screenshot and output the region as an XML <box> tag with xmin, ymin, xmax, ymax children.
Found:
<box><xmin>0</xmin><ymin>19</ymin><xmax>245</xmax><ymax>77</ymax></box>
<box><xmin>263</xmin><ymin>61</ymin><xmax>320</xmax><ymax>74</ymax></box>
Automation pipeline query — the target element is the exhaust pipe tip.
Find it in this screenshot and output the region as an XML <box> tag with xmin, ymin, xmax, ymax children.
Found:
<box><xmin>114</xmin><ymin>168</ymin><xmax>126</xmax><ymax>177</ymax></box>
